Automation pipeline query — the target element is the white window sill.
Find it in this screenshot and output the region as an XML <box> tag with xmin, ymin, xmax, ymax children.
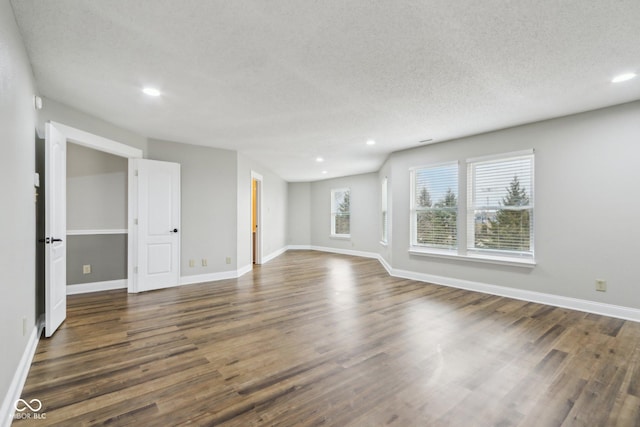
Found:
<box><xmin>408</xmin><ymin>248</ymin><xmax>536</xmax><ymax>268</ymax></box>
<box><xmin>330</xmin><ymin>235</ymin><xmax>351</xmax><ymax>240</ymax></box>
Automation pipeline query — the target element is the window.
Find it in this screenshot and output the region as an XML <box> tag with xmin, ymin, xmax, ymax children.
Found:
<box><xmin>331</xmin><ymin>188</ymin><xmax>350</xmax><ymax>237</ymax></box>
<box><xmin>381</xmin><ymin>178</ymin><xmax>388</xmax><ymax>243</ymax></box>
<box><xmin>410</xmin><ymin>163</ymin><xmax>458</xmax><ymax>249</ymax></box>
<box><xmin>467</xmin><ymin>152</ymin><xmax>534</xmax><ymax>257</ymax></box>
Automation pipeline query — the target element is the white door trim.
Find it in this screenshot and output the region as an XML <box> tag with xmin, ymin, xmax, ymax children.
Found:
<box><xmin>50</xmin><ymin>121</ymin><xmax>142</xmax><ymax>158</ymax></box>
<box><xmin>45</xmin><ymin>121</ymin><xmax>142</xmax><ymax>295</ymax></box>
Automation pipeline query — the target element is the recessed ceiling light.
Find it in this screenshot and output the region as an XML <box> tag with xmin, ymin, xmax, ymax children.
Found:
<box><xmin>142</xmin><ymin>87</ymin><xmax>161</xmax><ymax>96</ymax></box>
<box><xmin>321</xmin><ymin>170</ymin><xmax>328</xmax><ymax>174</ymax></box>
<box><xmin>611</xmin><ymin>73</ymin><xmax>637</xmax><ymax>83</ymax></box>
<box><xmin>366</xmin><ymin>139</ymin><xmax>376</xmax><ymax>145</ymax></box>
<box><xmin>316</xmin><ymin>157</ymin><xmax>324</xmax><ymax>162</ymax></box>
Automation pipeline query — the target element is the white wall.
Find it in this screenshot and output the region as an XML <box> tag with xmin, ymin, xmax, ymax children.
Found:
<box><xmin>287</xmin><ymin>182</ymin><xmax>311</xmax><ymax>246</ymax></box>
<box><xmin>237</xmin><ymin>154</ymin><xmax>288</xmax><ymax>268</ymax></box>
<box><xmin>309</xmin><ymin>173</ymin><xmax>380</xmax><ymax>253</ymax></box>
<box><xmin>147</xmin><ymin>139</ymin><xmax>238</xmax><ymax>275</ymax></box>
<box><xmin>0</xmin><ymin>0</ymin><xmax>37</xmax><ymax>414</ymax></box>
<box><xmin>388</xmin><ymin>101</ymin><xmax>640</xmax><ymax>309</ymax></box>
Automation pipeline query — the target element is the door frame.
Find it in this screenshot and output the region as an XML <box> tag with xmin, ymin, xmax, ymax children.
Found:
<box><xmin>46</xmin><ymin>122</ymin><xmax>143</xmax><ymax>295</ymax></box>
<box><xmin>251</xmin><ymin>171</ymin><xmax>263</xmax><ymax>265</ymax></box>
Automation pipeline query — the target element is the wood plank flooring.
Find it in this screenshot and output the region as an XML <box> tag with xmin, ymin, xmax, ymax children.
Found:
<box><xmin>13</xmin><ymin>250</ymin><xmax>640</xmax><ymax>426</ymax></box>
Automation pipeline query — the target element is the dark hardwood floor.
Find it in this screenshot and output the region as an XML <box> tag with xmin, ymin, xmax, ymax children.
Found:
<box><xmin>14</xmin><ymin>250</ymin><xmax>640</xmax><ymax>426</ymax></box>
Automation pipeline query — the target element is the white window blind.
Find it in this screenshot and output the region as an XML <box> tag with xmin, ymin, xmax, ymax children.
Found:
<box><xmin>467</xmin><ymin>153</ymin><xmax>534</xmax><ymax>256</ymax></box>
<box><xmin>381</xmin><ymin>178</ymin><xmax>388</xmax><ymax>243</ymax></box>
<box><xmin>331</xmin><ymin>188</ymin><xmax>350</xmax><ymax>236</ymax></box>
<box><xmin>411</xmin><ymin>163</ymin><xmax>458</xmax><ymax>249</ymax></box>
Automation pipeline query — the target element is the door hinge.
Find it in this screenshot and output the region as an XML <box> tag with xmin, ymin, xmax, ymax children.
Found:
<box><xmin>134</xmin><ymin>218</ymin><xmax>138</xmax><ymax>225</ymax></box>
<box><xmin>134</xmin><ymin>266</ymin><xmax>138</xmax><ymax>274</ymax></box>
<box><xmin>135</xmin><ymin>170</ymin><xmax>138</xmax><ymax>176</ymax></box>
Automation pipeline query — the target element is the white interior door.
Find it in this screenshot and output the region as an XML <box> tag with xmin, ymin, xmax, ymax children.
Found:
<box><xmin>134</xmin><ymin>159</ymin><xmax>181</xmax><ymax>292</ymax></box>
<box><xmin>45</xmin><ymin>122</ymin><xmax>67</xmax><ymax>337</ymax></box>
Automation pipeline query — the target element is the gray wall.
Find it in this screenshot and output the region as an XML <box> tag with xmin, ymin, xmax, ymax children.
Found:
<box><xmin>0</xmin><ymin>0</ymin><xmax>38</xmax><ymax>410</ymax></box>
<box><xmin>285</xmin><ymin>102</ymin><xmax>640</xmax><ymax>310</ymax></box>
<box><xmin>309</xmin><ymin>172</ymin><xmax>380</xmax><ymax>253</ymax></box>
<box><xmin>148</xmin><ymin>139</ymin><xmax>239</xmax><ymax>275</ymax></box>
<box><xmin>287</xmin><ymin>182</ymin><xmax>311</xmax><ymax>246</ymax></box>
<box><xmin>237</xmin><ymin>154</ymin><xmax>289</xmax><ymax>269</ymax></box>
<box><xmin>67</xmin><ymin>235</ymin><xmax>127</xmax><ymax>284</ymax></box>
<box><xmin>386</xmin><ymin>101</ymin><xmax>640</xmax><ymax>309</ymax></box>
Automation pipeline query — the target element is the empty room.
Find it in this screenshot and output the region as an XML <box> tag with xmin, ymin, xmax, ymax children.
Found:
<box><xmin>2</xmin><ymin>1</ymin><xmax>640</xmax><ymax>426</ymax></box>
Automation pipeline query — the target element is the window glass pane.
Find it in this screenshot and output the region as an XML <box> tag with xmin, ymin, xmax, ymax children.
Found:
<box><xmin>413</xmin><ymin>163</ymin><xmax>458</xmax><ymax>249</ymax></box>
<box><xmin>335</xmin><ymin>213</ymin><xmax>350</xmax><ymax>235</ymax></box>
<box><xmin>469</xmin><ymin>155</ymin><xmax>534</xmax><ymax>254</ymax></box>
<box><xmin>331</xmin><ymin>188</ymin><xmax>350</xmax><ymax>235</ymax></box>
<box><xmin>472</xmin><ymin>157</ymin><xmax>533</xmax><ymax>207</ymax></box>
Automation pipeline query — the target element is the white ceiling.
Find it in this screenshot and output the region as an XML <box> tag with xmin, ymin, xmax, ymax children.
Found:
<box><xmin>11</xmin><ymin>0</ymin><xmax>640</xmax><ymax>182</ymax></box>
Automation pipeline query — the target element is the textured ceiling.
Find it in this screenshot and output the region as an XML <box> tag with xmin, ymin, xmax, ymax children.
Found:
<box><xmin>10</xmin><ymin>0</ymin><xmax>640</xmax><ymax>181</ymax></box>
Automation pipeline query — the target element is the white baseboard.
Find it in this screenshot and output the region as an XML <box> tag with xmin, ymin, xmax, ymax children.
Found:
<box><xmin>236</xmin><ymin>264</ymin><xmax>253</xmax><ymax>278</ymax></box>
<box><xmin>283</xmin><ymin>247</ymin><xmax>640</xmax><ymax>322</ymax></box>
<box><xmin>287</xmin><ymin>244</ymin><xmax>379</xmax><ymax>260</ymax></box>
<box><xmin>262</xmin><ymin>247</ymin><xmax>287</xmax><ymax>264</ymax></box>
<box><xmin>180</xmin><ymin>264</ymin><xmax>255</xmax><ymax>286</ymax></box>
<box><xmin>378</xmin><ymin>255</ymin><xmax>392</xmax><ymax>275</ymax></box>
<box><xmin>180</xmin><ymin>270</ymin><xmax>237</xmax><ymax>286</ymax></box>
<box><xmin>286</xmin><ymin>245</ymin><xmax>312</xmax><ymax>250</ymax></box>
<box><xmin>308</xmin><ymin>245</ymin><xmax>380</xmax><ymax>260</ymax></box>
<box><xmin>1</xmin><ymin>320</ymin><xmax>42</xmax><ymax>427</ymax></box>
<box><xmin>67</xmin><ymin>279</ymin><xmax>127</xmax><ymax>295</ymax></box>
<box><xmin>388</xmin><ymin>267</ymin><xmax>640</xmax><ymax>322</ymax></box>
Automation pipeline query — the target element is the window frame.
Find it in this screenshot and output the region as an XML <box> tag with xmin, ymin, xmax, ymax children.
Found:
<box><xmin>466</xmin><ymin>150</ymin><xmax>535</xmax><ymax>260</ymax></box>
<box><xmin>407</xmin><ymin>150</ymin><xmax>536</xmax><ymax>268</ymax></box>
<box><xmin>381</xmin><ymin>177</ymin><xmax>388</xmax><ymax>244</ymax></box>
<box><xmin>409</xmin><ymin>161</ymin><xmax>459</xmax><ymax>252</ymax></box>
<box><xmin>330</xmin><ymin>187</ymin><xmax>351</xmax><ymax>238</ymax></box>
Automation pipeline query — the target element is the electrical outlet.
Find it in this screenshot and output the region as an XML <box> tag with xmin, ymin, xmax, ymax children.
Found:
<box><xmin>22</xmin><ymin>317</ymin><xmax>27</xmax><ymax>336</ymax></box>
<box><xmin>83</xmin><ymin>264</ymin><xmax>91</xmax><ymax>274</ymax></box>
<box><xmin>189</xmin><ymin>259</ymin><xmax>195</xmax><ymax>267</ymax></box>
<box><xmin>595</xmin><ymin>279</ymin><xmax>607</xmax><ymax>292</ymax></box>
<box><xmin>202</xmin><ymin>259</ymin><xmax>207</xmax><ymax>267</ymax></box>
<box><xmin>225</xmin><ymin>257</ymin><xmax>231</xmax><ymax>265</ymax></box>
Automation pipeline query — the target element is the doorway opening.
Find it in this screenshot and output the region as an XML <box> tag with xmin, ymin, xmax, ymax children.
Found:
<box><xmin>41</xmin><ymin>121</ymin><xmax>142</xmax><ymax>337</ymax></box>
<box><xmin>251</xmin><ymin>172</ymin><xmax>263</xmax><ymax>265</ymax></box>
<box><xmin>65</xmin><ymin>143</ymin><xmax>128</xmax><ymax>295</ymax></box>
